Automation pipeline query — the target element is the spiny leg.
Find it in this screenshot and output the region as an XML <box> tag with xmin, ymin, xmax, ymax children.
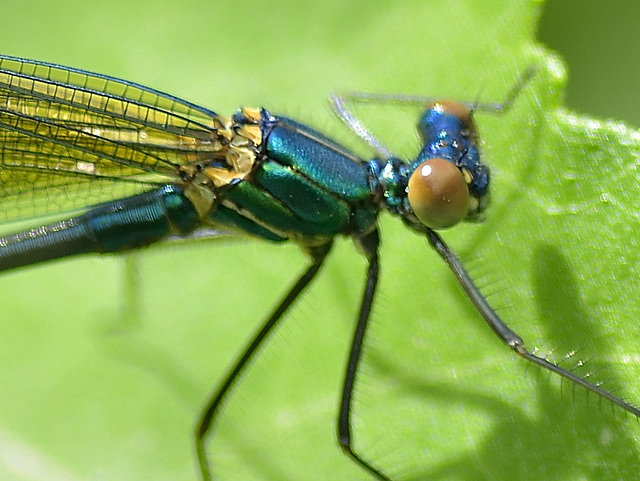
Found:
<box><xmin>196</xmin><ymin>242</ymin><xmax>332</xmax><ymax>480</ymax></box>
<box><xmin>338</xmin><ymin>228</ymin><xmax>392</xmax><ymax>481</ymax></box>
<box><xmin>426</xmin><ymin>228</ymin><xmax>640</xmax><ymax>418</ymax></box>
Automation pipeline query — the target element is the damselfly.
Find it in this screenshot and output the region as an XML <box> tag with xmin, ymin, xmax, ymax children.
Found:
<box><xmin>0</xmin><ymin>55</ymin><xmax>636</xmax><ymax>480</ymax></box>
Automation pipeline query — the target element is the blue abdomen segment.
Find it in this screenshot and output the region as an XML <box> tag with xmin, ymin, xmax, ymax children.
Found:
<box><xmin>0</xmin><ymin>185</ymin><xmax>199</xmax><ymax>271</ymax></box>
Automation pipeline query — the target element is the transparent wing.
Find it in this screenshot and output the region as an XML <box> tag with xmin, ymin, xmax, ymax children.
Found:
<box><xmin>0</xmin><ymin>55</ymin><xmax>229</xmax><ymax>223</ymax></box>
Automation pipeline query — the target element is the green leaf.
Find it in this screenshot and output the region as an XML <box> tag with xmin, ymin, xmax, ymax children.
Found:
<box><xmin>0</xmin><ymin>1</ymin><xmax>638</xmax><ymax>480</ymax></box>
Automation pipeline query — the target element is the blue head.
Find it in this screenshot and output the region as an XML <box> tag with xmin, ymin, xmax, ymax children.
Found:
<box><xmin>368</xmin><ymin>100</ymin><xmax>491</xmax><ymax>231</ymax></box>
<box><xmin>399</xmin><ymin>100</ymin><xmax>490</xmax><ymax>231</ymax></box>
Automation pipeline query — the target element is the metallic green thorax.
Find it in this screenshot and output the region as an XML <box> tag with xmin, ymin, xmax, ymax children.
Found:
<box><xmin>207</xmin><ymin>108</ymin><xmax>379</xmax><ymax>245</ymax></box>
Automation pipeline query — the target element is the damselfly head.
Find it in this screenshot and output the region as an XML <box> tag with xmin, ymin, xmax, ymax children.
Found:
<box><xmin>408</xmin><ymin>100</ymin><xmax>489</xmax><ymax>229</ymax></box>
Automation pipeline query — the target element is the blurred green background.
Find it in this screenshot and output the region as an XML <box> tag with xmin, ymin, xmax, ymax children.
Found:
<box><xmin>0</xmin><ymin>1</ymin><xmax>638</xmax><ymax>481</ymax></box>
<box><xmin>539</xmin><ymin>0</ymin><xmax>640</xmax><ymax>126</ymax></box>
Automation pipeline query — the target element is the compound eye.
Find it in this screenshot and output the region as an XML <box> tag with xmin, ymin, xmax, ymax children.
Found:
<box><xmin>407</xmin><ymin>158</ymin><xmax>469</xmax><ymax>229</ymax></box>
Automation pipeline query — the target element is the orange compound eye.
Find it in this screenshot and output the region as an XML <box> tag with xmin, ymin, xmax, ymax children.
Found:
<box><xmin>407</xmin><ymin>158</ymin><xmax>470</xmax><ymax>229</ymax></box>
